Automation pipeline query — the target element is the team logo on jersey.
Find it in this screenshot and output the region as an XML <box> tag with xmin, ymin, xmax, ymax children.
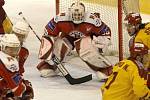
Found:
<box><xmin>86</xmin><ymin>27</ymin><xmax>92</xmax><ymax>32</ymax></box>
<box><xmin>69</xmin><ymin>31</ymin><xmax>85</xmax><ymax>38</ymax></box>
<box><xmin>47</xmin><ymin>20</ymin><xmax>55</xmax><ymax>31</ymax></box>
<box><xmin>99</xmin><ymin>25</ymin><xmax>110</xmax><ymax>36</ymax></box>
<box><xmin>12</xmin><ymin>73</ymin><xmax>21</xmax><ymax>85</ymax></box>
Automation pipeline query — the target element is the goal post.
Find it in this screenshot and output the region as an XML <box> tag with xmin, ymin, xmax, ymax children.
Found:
<box><xmin>55</xmin><ymin>0</ymin><xmax>140</xmax><ymax>61</ymax></box>
<box><xmin>118</xmin><ymin>0</ymin><xmax>123</xmax><ymax>61</ymax></box>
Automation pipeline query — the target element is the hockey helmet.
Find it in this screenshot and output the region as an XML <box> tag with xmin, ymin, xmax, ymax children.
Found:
<box><xmin>12</xmin><ymin>21</ymin><xmax>30</xmax><ymax>42</ymax></box>
<box><xmin>70</xmin><ymin>1</ymin><xmax>85</xmax><ymax>24</ymax></box>
<box><xmin>1</xmin><ymin>34</ymin><xmax>21</xmax><ymax>57</ymax></box>
<box><xmin>125</xmin><ymin>13</ymin><xmax>142</xmax><ymax>25</ymax></box>
<box><xmin>124</xmin><ymin>13</ymin><xmax>142</xmax><ymax>36</ymax></box>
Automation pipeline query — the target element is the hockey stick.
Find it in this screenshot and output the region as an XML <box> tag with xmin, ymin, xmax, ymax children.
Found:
<box><xmin>51</xmin><ymin>54</ymin><xmax>92</xmax><ymax>85</ymax></box>
<box><xmin>18</xmin><ymin>12</ymin><xmax>41</xmax><ymax>42</ymax></box>
<box><xmin>18</xmin><ymin>12</ymin><xmax>92</xmax><ymax>85</ymax></box>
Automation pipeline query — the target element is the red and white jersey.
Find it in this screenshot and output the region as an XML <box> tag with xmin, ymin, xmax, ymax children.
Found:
<box><xmin>45</xmin><ymin>12</ymin><xmax>111</xmax><ymax>40</ymax></box>
<box><xmin>0</xmin><ymin>45</ymin><xmax>29</xmax><ymax>75</ymax></box>
<box><xmin>18</xmin><ymin>46</ymin><xmax>29</xmax><ymax>75</ymax></box>
<box><xmin>0</xmin><ymin>51</ymin><xmax>25</xmax><ymax>97</ymax></box>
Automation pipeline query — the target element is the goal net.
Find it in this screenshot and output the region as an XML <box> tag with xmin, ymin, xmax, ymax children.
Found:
<box><xmin>55</xmin><ymin>0</ymin><xmax>140</xmax><ymax>61</ymax></box>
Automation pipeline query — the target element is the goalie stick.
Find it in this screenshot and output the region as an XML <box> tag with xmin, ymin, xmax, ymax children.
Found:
<box><xmin>18</xmin><ymin>12</ymin><xmax>92</xmax><ymax>85</ymax></box>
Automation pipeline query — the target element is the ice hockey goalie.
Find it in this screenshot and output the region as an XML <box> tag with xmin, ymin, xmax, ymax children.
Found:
<box><xmin>37</xmin><ymin>1</ymin><xmax>113</xmax><ymax>81</ymax></box>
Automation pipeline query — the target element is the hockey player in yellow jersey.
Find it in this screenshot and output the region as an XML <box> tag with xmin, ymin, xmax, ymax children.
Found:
<box><xmin>125</xmin><ymin>12</ymin><xmax>150</xmax><ymax>88</ymax></box>
<box><xmin>101</xmin><ymin>43</ymin><xmax>150</xmax><ymax>100</ymax></box>
<box><xmin>124</xmin><ymin>13</ymin><xmax>150</xmax><ymax>69</ymax></box>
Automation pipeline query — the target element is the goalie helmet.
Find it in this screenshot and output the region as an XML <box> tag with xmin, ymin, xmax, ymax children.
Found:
<box><xmin>1</xmin><ymin>34</ymin><xmax>21</xmax><ymax>57</ymax></box>
<box><xmin>124</xmin><ymin>13</ymin><xmax>142</xmax><ymax>36</ymax></box>
<box><xmin>70</xmin><ymin>1</ymin><xmax>85</xmax><ymax>24</ymax></box>
<box><xmin>129</xmin><ymin>42</ymin><xmax>148</xmax><ymax>61</ymax></box>
<box><xmin>12</xmin><ymin>21</ymin><xmax>30</xmax><ymax>43</ymax></box>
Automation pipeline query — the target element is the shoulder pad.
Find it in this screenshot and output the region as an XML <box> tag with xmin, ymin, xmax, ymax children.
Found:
<box><xmin>0</xmin><ymin>51</ymin><xmax>19</xmax><ymax>72</ymax></box>
<box><xmin>54</xmin><ymin>12</ymin><xmax>71</xmax><ymax>23</ymax></box>
<box><xmin>84</xmin><ymin>12</ymin><xmax>102</xmax><ymax>27</ymax></box>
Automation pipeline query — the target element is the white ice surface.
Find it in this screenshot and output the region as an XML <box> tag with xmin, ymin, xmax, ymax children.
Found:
<box><xmin>3</xmin><ymin>0</ymin><xmax>150</xmax><ymax>100</ymax></box>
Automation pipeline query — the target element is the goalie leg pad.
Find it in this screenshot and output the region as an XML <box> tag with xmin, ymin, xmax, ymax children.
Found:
<box><xmin>38</xmin><ymin>36</ymin><xmax>72</xmax><ymax>62</ymax></box>
<box><xmin>53</xmin><ymin>38</ymin><xmax>72</xmax><ymax>62</ymax></box>
<box><xmin>75</xmin><ymin>36</ymin><xmax>112</xmax><ymax>68</ymax></box>
<box><xmin>40</xmin><ymin>69</ymin><xmax>57</xmax><ymax>77</ymax></box>
<box><xmin>75</xmin><ymin>37</ymin><xmax>113</xmax><ymax>81</ymax></box>
<box><xmin>37</xmin><ymin>61</ymin><xmax>58</xmax><ymax>77</ymax></box>
<box><xmin>85</xmin><ymin>61</ymin><xmax>112</xmax><ymax>75</ymax></box>
<box><xmin>38</xmin><ymin>36</ymin><xmax>54</xmax><ymax>60</ymax></box>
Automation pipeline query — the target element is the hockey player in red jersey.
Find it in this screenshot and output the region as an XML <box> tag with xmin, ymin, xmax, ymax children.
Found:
<box><xmin>0</xmin><ymin>34</ymin><xmax>33</xmax><ymax>99</ymax></box>
<box><xmin>12</xmin><ymin>21</ymin><xmax>34</xmax><ymax>99</ymax></box>
<box><xmin>37</xmin><ymin>1</ymin><xmax>112</xmax><ymax>81</ymax></box>
<box><xmin>0</xmin><ymin>0</ymin><xmax>12</xmax><ymax>34</ymax></box>
<box><xmin>11</xmin><ymin>21</ymin><xmax>30</xmax><ymax>75</ymax></box>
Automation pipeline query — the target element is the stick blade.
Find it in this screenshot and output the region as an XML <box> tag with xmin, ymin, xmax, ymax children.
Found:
<box><xmin>65</xmin><ymin>74</ymin><xmax>92</xmax><ymax>85</ymax></box>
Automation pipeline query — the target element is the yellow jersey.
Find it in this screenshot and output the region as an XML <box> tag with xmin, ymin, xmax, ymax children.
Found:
<box><xmin>134</xmin><ymin>23</ymin><xmax>150</xmax><ymax>49</ymax></box>
<box><xmin>129</xmin><ymin>22</ymin><xmax>150</xmax><ymax>70</ymax></box>
<box><xmin>101</xmin><ymin>59</ymin><xmax>150</xmax><ymax>100</ymax></box>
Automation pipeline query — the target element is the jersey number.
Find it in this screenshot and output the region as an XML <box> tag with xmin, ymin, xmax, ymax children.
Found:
<box><xmin>104</xmin><ymin>62</ymin><xmax>124</xmax><ymax>89</ymax></box>
<box><xmin>105</xmin><ymin>72</ymin><xmax>118</xmax><ymax>89</ymax></box>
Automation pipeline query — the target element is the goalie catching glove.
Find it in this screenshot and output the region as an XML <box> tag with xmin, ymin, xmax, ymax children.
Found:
<box><xmin>92</xmin><ymin>35</ymin><xmax>111</xmax><ymax>53</ymax></box>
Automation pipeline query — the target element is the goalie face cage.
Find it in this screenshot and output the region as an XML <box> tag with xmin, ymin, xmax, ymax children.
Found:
<box><xmin>55</xmin><ymin>0</ymin><xmax>140</xmax><ymax>61</ymax></box>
